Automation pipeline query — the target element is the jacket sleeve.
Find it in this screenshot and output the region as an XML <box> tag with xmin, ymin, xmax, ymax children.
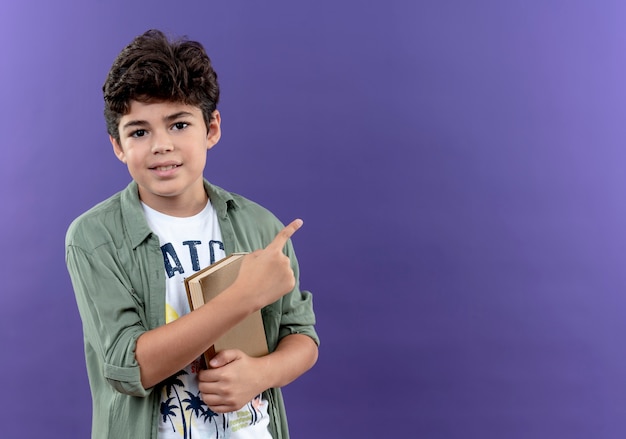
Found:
<box><xmin>66</xmin><ymin>237</ymin><xmax>152</xmax><ymax>397</ymax></box>
<box><xmin>276</xmin><ymin>238</ymin><xmax>320</xmax><ymax>346</ymax></box>
<box><xmin>247</xmin><ymin>213</ymin><xmax>319</xmax><ymax>349</ymax></box>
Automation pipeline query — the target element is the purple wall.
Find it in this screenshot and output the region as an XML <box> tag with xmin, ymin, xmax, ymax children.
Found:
<box><xmin>3</xmin><ymin>1</ymin><xmax>626</xmax><ymax>437</ymax></box>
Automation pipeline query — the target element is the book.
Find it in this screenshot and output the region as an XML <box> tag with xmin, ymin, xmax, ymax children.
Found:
<box><xmin>184</xmin><ymin>253</ymin><xmax>269</xmax><ymax>368</ymax></box>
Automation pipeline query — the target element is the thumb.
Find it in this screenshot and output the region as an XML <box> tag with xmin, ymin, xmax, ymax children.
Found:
<box><xmin>208</xmin><ymin>349</ymin><xmax>240</xmax><ymax>368</ymax></box>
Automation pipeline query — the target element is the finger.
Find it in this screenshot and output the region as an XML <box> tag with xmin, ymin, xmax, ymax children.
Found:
<box><xmin>209</xmin><ymin>349</ymin><xmax>239</xmax><ymax>368</ymax></box>
<box><xmin>266</xmin><ymin>219</ymin><xmax>303</xmax><ymax>252</ymax></box>
<box><xmin>197</xmin><ymin>369</ymin><xmax>215</xmax><ymax>383</ymax></box>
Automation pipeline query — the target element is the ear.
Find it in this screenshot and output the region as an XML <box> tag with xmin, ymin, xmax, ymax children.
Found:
<box><xmin>206</xmin><ymin>110</ymin><xmax>222</xmax><ymax>151</ymax></box>
<box><xmin>110</xmin><ymin>135</ymin><xmax>127</xmax><ymax>163</ymax></box>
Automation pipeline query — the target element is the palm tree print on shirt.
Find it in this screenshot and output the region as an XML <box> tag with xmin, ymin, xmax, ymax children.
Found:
<box><xmin>160</xmin><ymin>370</ymin><xmax>228</xmax><ymax>438</ymax></box>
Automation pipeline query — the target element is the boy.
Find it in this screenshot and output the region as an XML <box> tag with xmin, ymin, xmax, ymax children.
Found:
<box><xmin>65</xmin><ymin>29</ymin><xmax>319</xmax><ymax>439</ymax></box>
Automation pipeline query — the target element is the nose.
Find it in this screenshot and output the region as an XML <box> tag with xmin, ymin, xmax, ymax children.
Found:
<box><xmin>151</xmin><ymin>129</ymin><xmax>174</xmax><ymax>154</ymax></box>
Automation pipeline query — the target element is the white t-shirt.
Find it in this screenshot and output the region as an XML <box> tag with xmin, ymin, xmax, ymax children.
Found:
<box><xmin>142</xmin><ymin>201</ymin><xmax>271</xmax><ymax>439</ymax></box>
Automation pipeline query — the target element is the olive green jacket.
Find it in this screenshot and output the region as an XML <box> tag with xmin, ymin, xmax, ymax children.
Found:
<box><xmin>66</xmin><ymin>180</ymin><xmax>319</xmax><ymax>439</ymax></box>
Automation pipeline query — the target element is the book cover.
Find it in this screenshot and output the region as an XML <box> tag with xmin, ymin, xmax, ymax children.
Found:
<box><xmin>184</xmin><ymin>253</ymin><xmax>269</xmax><ymax>368</ymax></box>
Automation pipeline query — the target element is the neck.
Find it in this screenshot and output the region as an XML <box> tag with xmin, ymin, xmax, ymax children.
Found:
<box><xmin>138</xmin><ymin>189</ymin><xmax>208</xmax><ymax>218</ymax></box>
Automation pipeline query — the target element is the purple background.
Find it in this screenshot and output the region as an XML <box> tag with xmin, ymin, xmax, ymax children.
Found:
<box><xmin>2</xmin><ymin>1</ymin><xmax>626</xmax><ymax>437</ymax></box>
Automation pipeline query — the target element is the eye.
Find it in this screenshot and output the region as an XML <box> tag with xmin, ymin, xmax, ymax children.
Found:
<box><xmin>131</xmin><ymin>129</ymin><xmax>147</xmax><ymax>138</ymax></box>
<box><xmin>173</xmin><ymin>122</ymin><xmax>189</xmax><ymax>131</ymax></box>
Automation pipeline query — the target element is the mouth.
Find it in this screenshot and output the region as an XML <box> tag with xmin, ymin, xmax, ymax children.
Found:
<box><xmin>150</xmin><ymin>164</ymin><xmax>180</xmax><ymax>171</ymax></box>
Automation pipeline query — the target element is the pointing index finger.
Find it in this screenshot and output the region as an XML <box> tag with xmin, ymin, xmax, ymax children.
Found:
<box><xmin>267</xmin><ymin>219</ymin><xmax>303</xmax><ymax>252</ymax></box>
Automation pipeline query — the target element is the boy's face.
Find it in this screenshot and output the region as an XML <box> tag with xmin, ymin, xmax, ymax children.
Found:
<box><xmin>110</xmin><ymin>100</ymin><xmax>221</xmax><ymax>216</ymax></box>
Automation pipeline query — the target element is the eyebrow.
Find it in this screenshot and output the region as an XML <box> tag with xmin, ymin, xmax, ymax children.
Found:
<box><xmin>121</xmin><ymin>111</ymin><xmax>196</xmax><ymax>131</ymax></box>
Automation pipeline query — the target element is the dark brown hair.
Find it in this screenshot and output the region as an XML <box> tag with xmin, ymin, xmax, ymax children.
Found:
<box><xmin>103</xmin><ymin>29</ymin><xmax>220</xmax><ymax>142</ymax></box>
